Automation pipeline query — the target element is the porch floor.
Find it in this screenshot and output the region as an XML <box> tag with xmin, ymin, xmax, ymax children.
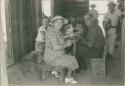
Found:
<box><xmin>7</xmin><ymin>46</ymin><xmax>124</xmax><ymax>86</ymax></box>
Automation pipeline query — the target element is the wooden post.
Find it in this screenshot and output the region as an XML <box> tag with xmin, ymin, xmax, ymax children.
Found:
<box><xmin>122</xmin><ymin>0</ymin><xmax>124</xmax><ymax>82</ymax></box>
<box><xmin>121</xmin><ymin>18</ymin><xmax>125</xmax><ymax>76</ymax></box>
<box><xmin>73</xmin><ymin>41</ymin><xmax>76</xmax><ymax>56</ymax></box>
<box><xmin>19</xmin><ymin>0</ymin><xmax>25</xmax><ymax>56</ymax></box>
<box><xmin>5</xmin><ymin>0</ymin><xmax>15</xmax><ymax>66</ymax></box>
<box><xmin>0</xmin><ymin>0</ymin><xmax>8</xmax><ymax>85</ymax></box>
<box><xmin>72</xmin><ymin>41</ymin><xmax>76</xmax><ymax>77</ymax></box>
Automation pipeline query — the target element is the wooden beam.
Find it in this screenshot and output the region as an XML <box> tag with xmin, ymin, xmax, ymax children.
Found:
<box><xmin>0</xmin><ymin>0</ymin><xmax>8</xmax><ymax>85</ymax></box>
<box><xmin>121</xmin><ymin>17</ymin><xmax>125</xmax><ymax>81</ymax></box>
<box><xmin>19</xmin><ymin>0</ymin><xmax>25</xmax><ymax>56</ymax></box>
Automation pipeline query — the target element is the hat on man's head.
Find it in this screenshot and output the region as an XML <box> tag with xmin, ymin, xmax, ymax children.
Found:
<box><xmin>50</xmin><ymin>15</ymin><xmax>68</xmax><ymax>25</ymax></box>
<box><xmin>108</xmin><ymin>1</ymin><xmax>116</xmax><ymax>7</ymax></box>
<box><xmin>90</xmin><ymin>4</ymin><xmax>96</xmax><ymax>8</ymax></box>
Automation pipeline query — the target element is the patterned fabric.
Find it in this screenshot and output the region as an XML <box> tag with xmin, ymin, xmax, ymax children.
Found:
<box><xmin>44</xmin><ymin>26</ymin><xmax>79</xmax><ymax>71</ymax></box>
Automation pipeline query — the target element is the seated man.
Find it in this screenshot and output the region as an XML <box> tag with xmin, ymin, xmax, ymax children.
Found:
<box><xmin>76</xmin><ymin>13</ymin><xmax>106</xmax><ymax>72</ymax></box>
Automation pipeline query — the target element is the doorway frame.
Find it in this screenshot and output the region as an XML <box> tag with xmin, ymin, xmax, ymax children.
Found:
<box><xmin>5</xmin><ymin>0</ymin><xmax>15</xmax><ymax>66</ymax></box>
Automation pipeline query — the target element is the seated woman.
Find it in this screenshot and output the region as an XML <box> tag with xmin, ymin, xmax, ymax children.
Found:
<box><xmin>44</xmin><ymin>15</ymin><xmax>79</xmax><ymax>84</ymax></box>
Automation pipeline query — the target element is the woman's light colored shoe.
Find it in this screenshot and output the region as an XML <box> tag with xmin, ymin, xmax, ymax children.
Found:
<box><xmin>51</xmin><ymin>71</ymin><xmax>60</xmax><ymax>78</ymax></box>
<box><xmin>65</xmin><ymin>77</ymin><xmax>78</xmax><ymax>84</ymax></box>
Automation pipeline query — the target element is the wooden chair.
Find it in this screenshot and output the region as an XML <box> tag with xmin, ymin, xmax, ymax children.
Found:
<box><xmin>31</xmin><ymin>50</ymin><xmax>66</xmax><ymax>84</ymax></box>
<box><xmin>38</xmin><ymin>62</ymin><xmax>66</xmax><ymax>85</ymax></box>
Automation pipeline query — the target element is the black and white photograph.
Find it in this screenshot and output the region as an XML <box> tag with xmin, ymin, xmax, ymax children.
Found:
<box><xmin>0</xmin><ymin>0</ymin><xmax>124</xmax><ymax>86</ymax></box>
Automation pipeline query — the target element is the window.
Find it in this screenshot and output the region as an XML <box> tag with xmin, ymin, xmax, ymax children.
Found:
<box><xmin>41</xmin><ymin>0</ymin><xmax>51</xmax><ymax>17</ymax></box>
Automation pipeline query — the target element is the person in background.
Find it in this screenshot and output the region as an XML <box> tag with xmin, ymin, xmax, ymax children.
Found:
<box><xmin>35</xmin><ymin>17</ymin><xmax>49</xmax><ymax>64</ymax></box>
<box><xmin>45</xmin><ymin>15</ymin><xmax>79</xmax><ymax>84</ymax></box>
<box><xmin>103</xmin><ymin>1</ymin><xmax>121</xmax><ymax>59</ymax></box>
<box><xmin>115</xmin><ymin>3</ymin><xmax>124</xmax><ymax>47</ymax></box>
<box><xmin>89</xmin><ymin>4</ymin><xmax>99</xmax><ymax>19</ymax></box>
<box><xmin>64</xmin><ymin>16</ymin><xmax>83</xmax><ymax>55</ymax></box>
<box><xmin>76</xmin><ymin>13</ymin><xmax>105</xmax><ymax>71</ymax></box>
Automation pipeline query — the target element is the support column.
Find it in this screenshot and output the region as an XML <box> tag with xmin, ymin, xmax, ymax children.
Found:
<box><xmin>121</xmin><ymin>18</ymin><xmax>125</xmax><ymax>78</ymax></box>
<box><xmin>19</xmin><ymin>0</ymin><xmax>25</xmax><ymax>56</ymax></box>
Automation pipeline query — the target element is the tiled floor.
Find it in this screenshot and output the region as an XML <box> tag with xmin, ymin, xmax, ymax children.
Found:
<box><xmin>7</xmin><ymin>46</ymin><xmax>124</xmax><ymax>86</ymax></box>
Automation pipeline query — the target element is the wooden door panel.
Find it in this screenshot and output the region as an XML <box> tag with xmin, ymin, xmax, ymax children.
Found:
<box><xmin>8</xmin><ymin>0</ymin><xmax>22</xmax><ymax>61</ymax></box>
<box><xmin>12</xmin><ymin>33</ymin><xmax>21</xmax><ymax>61</ymax></box>
<box><xmin>62</xmin><ymin>0</ymin><xmax>89</xmax><ymax>17</ymax></box>
<box><xmin>5</xmin><ymin>0</ymin><xmax>41</xmax><ymax>62</ymax></box>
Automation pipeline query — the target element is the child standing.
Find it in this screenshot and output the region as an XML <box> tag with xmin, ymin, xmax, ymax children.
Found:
<box><xmin>35</xmin><ymin>17</ymin><xmax>49</xmax><ymax>64</ymax></box>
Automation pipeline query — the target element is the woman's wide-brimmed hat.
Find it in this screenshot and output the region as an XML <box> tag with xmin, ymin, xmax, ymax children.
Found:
<box><xmin>50</xmin><ymin>15</ymin><xmax>68</xmax><ymax>25</ymax></box>
<box><xmin>90</xmin><ymin>4</ymin><xmax>96</xmax><ymax>8</ymax></box>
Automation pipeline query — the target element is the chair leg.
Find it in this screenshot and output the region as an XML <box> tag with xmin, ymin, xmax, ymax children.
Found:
<box><xmin>72</xmin><ymin>71</ymin><xmax>76</xmax><ymax>77</ymax></box>
<box><xmin>60</xmin><ymin>69</ymin><xmax>65</xmax><ymax>85</ymax></box>
<box><xmin>60</xmin><ymin>71</ymin><xmax>63</xmax><ymax>85</ymax></box>
<box><xmin>41</xmin><ymin>69</ymin><xmax>47</xmax><ymax>80</ymax></box>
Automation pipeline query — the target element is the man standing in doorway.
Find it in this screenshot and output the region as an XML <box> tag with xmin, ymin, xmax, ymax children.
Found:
<box><xmin>103</xmin><ymin>1</ymin><xmax>121</xmax><ymax>59</ymax></box>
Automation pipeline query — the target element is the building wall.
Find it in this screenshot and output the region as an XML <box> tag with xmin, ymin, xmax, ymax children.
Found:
<box><xmin>52</xmin><ymin>0</ymin><xmax>63</xmax><ymax>16</ymax></box>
